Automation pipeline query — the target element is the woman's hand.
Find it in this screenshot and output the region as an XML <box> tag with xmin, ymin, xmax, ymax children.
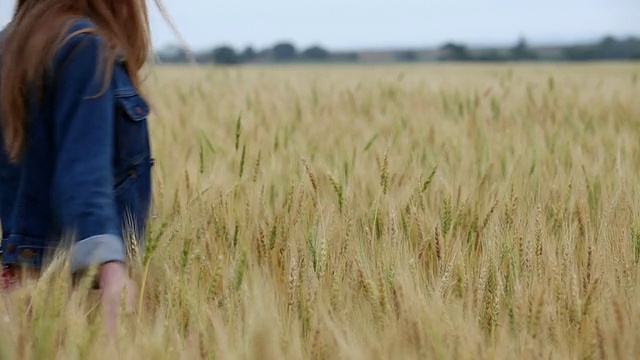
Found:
<box><xmin>99</xmin><ymin>261</ymin><xmax>136</xmax><ymax>335</ymax></box>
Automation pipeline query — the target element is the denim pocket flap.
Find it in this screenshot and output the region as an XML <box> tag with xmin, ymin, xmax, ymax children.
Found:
<box><xmin>117</xmin><ymin>94</ymin><xmax>149</xmax><ymax>122</ymax></box>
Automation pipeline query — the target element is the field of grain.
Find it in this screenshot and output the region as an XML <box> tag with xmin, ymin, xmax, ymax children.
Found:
<box><xmin>1</xmin><ymin>63</ymin><xmax>640</xmax><ymax>359</ymax></box>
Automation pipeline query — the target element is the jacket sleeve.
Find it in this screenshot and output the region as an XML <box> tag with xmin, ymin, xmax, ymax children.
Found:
<box><xmin>49</xmin><ymin>27</ymin><xmax>125</xmax><ymax>274</ymax></box>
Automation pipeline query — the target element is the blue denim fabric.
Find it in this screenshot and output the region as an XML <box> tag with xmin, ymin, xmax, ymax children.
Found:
<box><xmin>0</xmin><ymin>18</ymin><xmax>153</xmax><ymax>274</ymax></box>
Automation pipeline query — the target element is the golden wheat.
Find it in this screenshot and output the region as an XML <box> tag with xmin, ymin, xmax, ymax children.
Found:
<box><xmin>1</xmin><ymin>62</ymin><xmax>639</xmax><ymax>359</ymax></box>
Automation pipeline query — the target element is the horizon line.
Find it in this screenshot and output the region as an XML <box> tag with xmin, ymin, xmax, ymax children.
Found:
<box><xmin>154</xmin><ymin>32</ymin><xmax>640</xmax><ymax>53</ymax></box>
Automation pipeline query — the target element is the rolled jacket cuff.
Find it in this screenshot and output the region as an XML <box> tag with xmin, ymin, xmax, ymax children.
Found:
<box><xmin>70</xmin><ymin>234</ymin><xmax>125</xmax><ymax>274</ymax></box>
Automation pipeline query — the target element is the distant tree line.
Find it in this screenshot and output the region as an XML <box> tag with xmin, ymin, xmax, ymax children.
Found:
<box><xmin>156</xmin><ymin>35</ymin><xmax>640</xmax><ymax>65</ymax></box>
<box><xmin>437</xmin><ymin>36</ymin><xmax>640</xmax><ymax>62</ymax></box>
<box><xmin>157</xmin><ymin>42</ymin><xmax>354</xmax><ymax>65</ymax></box>
<box><xmin>438</xmin><ymin>38</ymin><xmax>540</xmax><ymax>62</ymax></box>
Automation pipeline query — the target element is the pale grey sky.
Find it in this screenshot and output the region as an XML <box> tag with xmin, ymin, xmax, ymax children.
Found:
<box><xmin>1</xmin><ymin>0</ymin><xmax>639</xmax><ymax>50</ymax></box>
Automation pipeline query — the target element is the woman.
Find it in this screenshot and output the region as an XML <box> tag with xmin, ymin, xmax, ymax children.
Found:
<box><xmin>0</xmin><ymin>0</ymin><xmax>154</xmax><ymax>332</ymax></box>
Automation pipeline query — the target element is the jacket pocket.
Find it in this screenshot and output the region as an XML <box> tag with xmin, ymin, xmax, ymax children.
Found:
<box><xmin>113</xmin><ymin>168</ymin><xmax>137</xmax><ymax>197</ymax></box>
<box><xmin>114</xmin><ymin>91</ymin><xmax>151</xmax><ymax>166</ymax></box>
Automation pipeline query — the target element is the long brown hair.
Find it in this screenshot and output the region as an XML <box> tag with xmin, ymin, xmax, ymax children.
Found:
<box><xmin>1</xmin><ymin>0</ymin><xmax>151</xmax><ymax>162</ymax></box>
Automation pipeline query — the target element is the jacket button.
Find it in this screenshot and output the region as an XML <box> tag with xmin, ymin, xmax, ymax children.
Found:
<box><xmin>6</xmin><ymin>244</ymin><xmax>15</xmax><ymax>254</ymax></box>
<box><xmin>21</xmin><ymin>249</ymin><xmax>36</xmax><ymax>259</ymax></box>
<box><xmin>135</xmin><ymin>106</ymin><xmax>143</xmax><ymax>115</ymax></box>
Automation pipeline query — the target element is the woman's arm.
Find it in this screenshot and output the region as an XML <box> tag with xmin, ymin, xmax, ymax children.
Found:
<box><xmin>50</xmin><ymin>21</ymin><xmax>135</xmax><ymax>334</ymax></box>
<box><xmin>49</xmin><ymin>23</ymin><xmax>124</xmax><ymax>274</ymax></box>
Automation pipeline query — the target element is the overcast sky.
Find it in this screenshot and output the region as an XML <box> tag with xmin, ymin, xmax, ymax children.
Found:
<box><xmin>1</xmin><ymin>0</ymin><xmax>639</xmax><ymax>51</ymax></box>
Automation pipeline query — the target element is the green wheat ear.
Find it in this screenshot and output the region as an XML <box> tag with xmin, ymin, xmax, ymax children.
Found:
<box><xmin>235</xmin><ymin>112</ymin><xmax>242</xmax><ymax>151</ymax></box>
<box><xmin>326</xmin><ymin>172</ymin><xmax>343</xmax><ymax>214</ymax></box>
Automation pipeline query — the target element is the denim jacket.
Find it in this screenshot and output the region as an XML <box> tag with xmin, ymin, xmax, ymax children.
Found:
<box><xmin>0</xmin><ymin>18</ymin><xmax>153</xmax><ymax>274</ymax></box>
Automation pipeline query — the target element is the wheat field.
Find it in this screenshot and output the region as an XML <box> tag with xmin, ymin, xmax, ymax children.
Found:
<box><xmin>1</xmin><ymin>62</ymin><xmax>640</xmax><ymax>359</ymax></box>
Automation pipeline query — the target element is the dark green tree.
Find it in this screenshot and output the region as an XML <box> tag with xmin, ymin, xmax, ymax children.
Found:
<box><xmin>510</xmin><ymin>37</ymin><xmax>537</xmax><ymax>60</ymax></box>
<box><xmin>213</xmin><ymin>46</ymin><xmax>240</xmax><ymax>64</ymax></box>
<box><xmin>439</xmin><ymin>43</ymin><xmax>470</xmax><ymax>61</ymax></box>
<box><xmin>301</xmin><ymin>45</ymin><xmax>330</xmax><ymax>60</ymax></box>
<box><xmin>240</xmin><ymin>46</ymin><xmax>257</xmax><ymax>63</ymax></box>
<box><xmin>272</xmin><ymin>42</ymin><xmax>297</xmax><ymax>61</ymax></box>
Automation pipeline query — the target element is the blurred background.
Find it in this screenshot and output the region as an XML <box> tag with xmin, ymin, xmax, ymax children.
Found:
<box><xmin>1</xmin><ymin>0</ymin><xmax>639</xmax><ymax>63</ymax></box>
